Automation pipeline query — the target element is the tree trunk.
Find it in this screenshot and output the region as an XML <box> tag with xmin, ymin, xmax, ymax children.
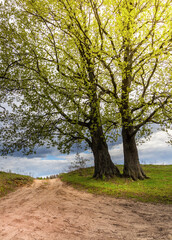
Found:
<box><xmin>91</xmin><ymin>126</ymin><xmax>121</xmax><ymax>179</ymax></box>
<box><xmin>85</xmin><ymin>59</ymin><xmax>120</xmax><ymax>179</ymax></box>
<box><xmin>122</xmin><ymin>126</ymin><xmax>148</xmax><ymax>180</ymax></box>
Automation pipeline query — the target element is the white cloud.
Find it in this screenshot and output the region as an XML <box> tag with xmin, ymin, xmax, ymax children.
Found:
<box><xmin>109</xmin><ymin>130</ymin><xmax>172</xmax><ymax>165</ymax></box>
<box><xmin>0</xmin><ymin>156</ymin><xmax>71</xmax><ymax>177</ymax></box>
<box><xmin>0</xmin><ymin>130</ymin><xmax>171</xmax><ymax>177</ymax></box>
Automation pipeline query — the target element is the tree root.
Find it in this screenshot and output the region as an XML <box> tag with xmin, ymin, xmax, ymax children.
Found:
<box><xmin>123</xmin><ymin>166</ymin><xmax>149</xmax><ymax>181</ymax></box>
<box><xmin>92</xmin><ymin>165</ymin><xmax>121</xmax><ymax>180</ymax></box>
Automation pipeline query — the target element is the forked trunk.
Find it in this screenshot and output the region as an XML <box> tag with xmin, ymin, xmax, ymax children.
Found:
<box><xmin>91</xmin><ymin>127</ymin><xmax>121</xmax><ymax>179</ymax></box>
<box><xmin>122</xmin><ymin>126</ymin><xmax>148</xmax><ymax>180</ymax></box>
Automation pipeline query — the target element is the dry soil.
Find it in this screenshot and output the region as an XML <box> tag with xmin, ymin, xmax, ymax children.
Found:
<box><xmin>0</xmin><ymin>178</ymin><xmax>171</xmax><ymax>240</ymax></box>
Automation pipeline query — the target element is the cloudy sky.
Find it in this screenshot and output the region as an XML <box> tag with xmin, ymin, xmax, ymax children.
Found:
<box><xmin>0</xmin><ymin>130</ymin><xmax>171</xmax><ymax>178</ymax></box>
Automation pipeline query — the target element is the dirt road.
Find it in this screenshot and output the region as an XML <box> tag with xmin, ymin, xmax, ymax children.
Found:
<box><xmin>0</xmin><ymin>178</ymin><xmax>171</xmax><ymax>240</ymax></box>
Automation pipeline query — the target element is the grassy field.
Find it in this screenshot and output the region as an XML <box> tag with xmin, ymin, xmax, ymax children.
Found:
<box><xmin>0</xmin><ymin>171</ymin><xmax>33</xmax><ymax>198</ymax></box>
<box><xmin>60</xmin><ymin>165</ymin><xmax>172</xmax><ymax>204</ymax></box>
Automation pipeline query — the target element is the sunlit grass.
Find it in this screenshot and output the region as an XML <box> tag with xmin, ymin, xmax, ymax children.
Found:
<box><xmin>0</xmin><ymin>171</ymin><xmax>33</xmax><ymax>198</ymax></box>
<box><xmin>60</xmin><ymin>165</ymin><xmax>172</xmax><ymax>204</ymax></box>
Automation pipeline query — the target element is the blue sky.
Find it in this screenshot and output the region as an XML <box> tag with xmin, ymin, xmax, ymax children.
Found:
<box><xmin>0</xmin><ymin>130</ymin><xmax>171</xmax><ymax>178</ymax></box>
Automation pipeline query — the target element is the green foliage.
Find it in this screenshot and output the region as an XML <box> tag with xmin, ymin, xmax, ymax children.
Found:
<box><xmin>0</xmin><ymin>0</ymin><xmax>171</xmax><ymax>156</ymax></box>
<box><xmin>0</xmin><ymin>0</ymin><xmax>107</xmax><ymax>155</ymax></box>
<box><xmin>60</xmin><ymin>165</ymin><xmax>172</xmax><ymax>204</ymax></box>
<box><xmin>0</xmin><ymin>171</ymin><xmax>33</xmax><ymax>198</ymax></box>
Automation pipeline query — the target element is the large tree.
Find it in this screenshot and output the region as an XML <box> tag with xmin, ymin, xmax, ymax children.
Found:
<box><xmin>0</xmin><ymin>0</ymin><xmax>121</xmax><ymax>178</ymax></box>
<box><xmin>90</xmin><ymin>0</ymin><xmax>172</xmax><ymax>179</ymax></box>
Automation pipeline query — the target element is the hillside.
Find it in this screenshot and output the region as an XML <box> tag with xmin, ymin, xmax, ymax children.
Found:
<box><xmin>0</xmin><ymin>171</ymin><xmax>33</xmax><ymax>198</ymax></box>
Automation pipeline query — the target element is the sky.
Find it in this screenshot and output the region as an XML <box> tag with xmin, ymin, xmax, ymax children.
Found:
<box><xmin>0</xmin><ymin>130</ymin><xmax>171</xmax><ymax>178</ymax></box>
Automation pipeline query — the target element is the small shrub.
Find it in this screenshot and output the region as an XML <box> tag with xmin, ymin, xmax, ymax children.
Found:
<box><xmin>69</xmin><ymin>153</ymin><xmax>90</xmax><ymax>175</ymax></box>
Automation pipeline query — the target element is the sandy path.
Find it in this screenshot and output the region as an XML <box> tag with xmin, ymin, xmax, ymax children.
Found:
<box><xmin>0</xmin><ymin>179</ymin><xmax>171</xmax><ymax>240</ymax></box>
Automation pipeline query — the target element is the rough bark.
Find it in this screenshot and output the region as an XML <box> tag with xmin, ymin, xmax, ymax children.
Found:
<box><xmin>91</xmin><ymin>126</ymin><xmax>121</xmax><ymax>179</ymax></box>
<box><xmin>122</xmin><ymin>126</ymin><xmax>148</xmax><ymax>180</ymax></box>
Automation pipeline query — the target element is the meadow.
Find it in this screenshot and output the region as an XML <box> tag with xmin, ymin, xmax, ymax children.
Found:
<box><xmin>60</xmin><ymin>165</ymin><xmax>172</xmax><ymax>204</ymax></box>
<box><xmin>0</xmin><ymin>171</ymin><xmax>33</xmax><ymax>198</ymax></box>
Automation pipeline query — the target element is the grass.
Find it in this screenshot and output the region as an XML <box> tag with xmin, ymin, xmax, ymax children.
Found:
<box><xmin>60</xmin><ymin>165</ymin><xmax>172</xmax><ymax>204</ymax></box>
<box><xmin>0</xmin><ymin>171</ymin><xmax>34</xmax><ymax>198</ymax></box>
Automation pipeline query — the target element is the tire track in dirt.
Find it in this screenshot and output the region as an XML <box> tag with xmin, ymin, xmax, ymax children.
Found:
<box><xmin>0</xmin><ymin>178</ymin><xmax>171</xmax><ymax>240</ymax></box>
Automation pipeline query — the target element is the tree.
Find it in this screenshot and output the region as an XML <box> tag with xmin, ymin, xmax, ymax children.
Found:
<box><xmin>0</xmin><ymin>0</ymin><xmax>120</xmax><ymax>179</ymax></box>
<box><xmin>68</xmin><ymin>152</ymin><xmax>90</xmax><ymax>174</ymax></box>
<box><xmin>90</xmin><ymin>0</ymin><xmax>172</xmax><ymax>179</ymax></box>
<box><xmin>0</xmin><ymin>0</ymin><xmax>171</xmax><ymax>181</ymax></box>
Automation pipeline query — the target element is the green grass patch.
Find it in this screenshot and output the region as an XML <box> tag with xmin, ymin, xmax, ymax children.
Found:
<box><xmin>60</xmin><ymin>165</ymin><xmax>172</xmax><ymax>204</ymax></box>
<box><xmin>0</xmin><ymin>171</ymin><xmax>34</xmax><ymax>198</ymax></box>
